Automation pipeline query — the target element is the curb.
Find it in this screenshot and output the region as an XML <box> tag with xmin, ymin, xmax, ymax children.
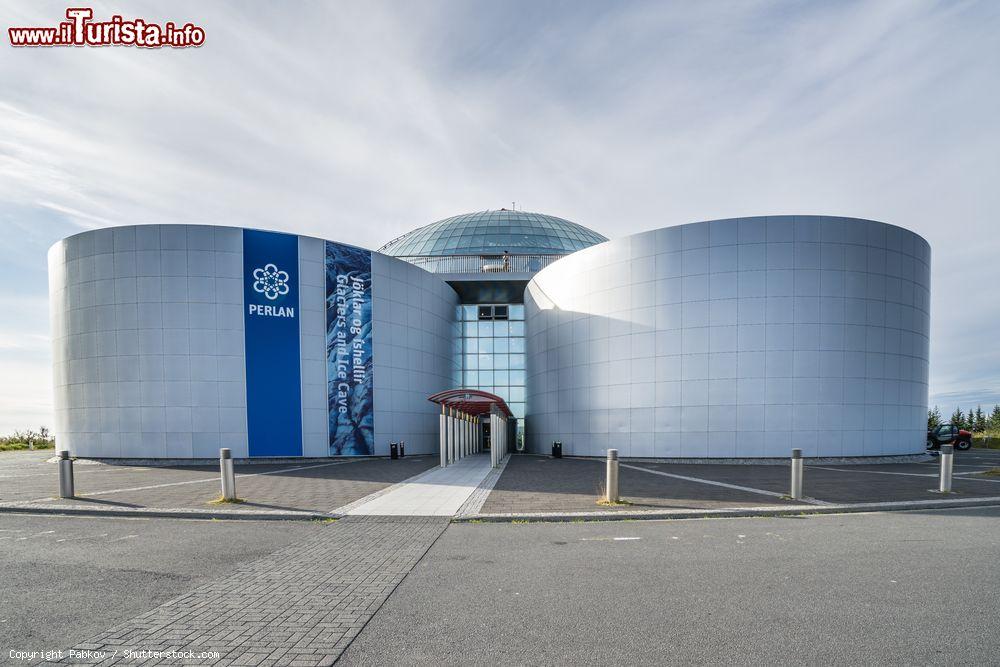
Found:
<box><xmin>454</xmin><ymin>496</ymin><xmax>1000</xmax><ymax>523</ymax></box>
<box><xmin>0</xmin><ymin>502</ymin><xmax>329</xmax><ymax>522</ymax></box>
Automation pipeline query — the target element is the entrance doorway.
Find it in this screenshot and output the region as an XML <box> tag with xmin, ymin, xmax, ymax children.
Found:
<box><xmin>482</xmin><ymin>420</ymin><xmax>491</xmax><ymax>451</ymax></box>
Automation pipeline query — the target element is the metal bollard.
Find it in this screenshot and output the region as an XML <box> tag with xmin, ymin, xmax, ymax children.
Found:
<box><xmin>220</xmin><ymin>448</ymin><xmax>237</xmax><ymax>501</ymax></box>
<box><xmin>58</xmin><ymin>450</ymin><xmax>74</xmax><ymax>498</ymax></box>
<box><xmin>790</xmin><ymin>448</ymin><xmax>803</xmax><ymax>501</ymax></box>
<box><xmin>939</xmin><ymin>444</ymin><xmax>953</xmax><ymax>493</ymax></box>
<box><xmin>606</xmin><ymin>449</ymin><xmax>619</xmax><ymax>503</ymax></box>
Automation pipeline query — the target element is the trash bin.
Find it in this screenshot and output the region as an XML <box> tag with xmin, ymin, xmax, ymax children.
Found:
<box><xmin>390</xmin><ymin>442</ymin><xmax>399</xmax><ymax>460</ymax></box>
<box><xmin>552</xmin><ymin>441</ymin><xmax>562</xmax><ymax>458</ymax></box>
<box><xmin>399</xmin><ymin>441</ymin><xmax>405</xmax><ymax>458</ymax></box>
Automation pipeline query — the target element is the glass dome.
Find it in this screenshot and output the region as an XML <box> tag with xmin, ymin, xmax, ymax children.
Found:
<box><xmin>378</xmin><ymin>209</ymin><xmax>608</xmax><ymax>257</ymax></box>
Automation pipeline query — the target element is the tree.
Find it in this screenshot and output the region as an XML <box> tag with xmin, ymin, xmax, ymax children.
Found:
<box><xmin>990</xmin><ymin>405</ymin><xmax>1000</xmax><ymax>430</ymax></box>
<box><xmin>928</xmin><ymin>406</ymin><xmax>942</xmax><ymax>430</ymax></box>
<box><xmin>950</xmin><ymin>407</ymin><xmax>965</xmax><ymax>429</ymax></box>
<box><xmin>974</xmin><ymin>406</ymin><xmax>987</xmax><ymax>433</ymax></box>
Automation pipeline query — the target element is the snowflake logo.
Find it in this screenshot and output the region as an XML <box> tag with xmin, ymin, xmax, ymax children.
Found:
<box><xmin>252</xmin><ymin>263</ymin><xmax>290</xmax><ymax>300</ymax></box>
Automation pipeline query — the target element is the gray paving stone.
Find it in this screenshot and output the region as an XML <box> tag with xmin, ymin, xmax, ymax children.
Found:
<box><xmin>37</xmin><ymin>517</ymin><xmax>447</xmax><ymax>666</ymax></box>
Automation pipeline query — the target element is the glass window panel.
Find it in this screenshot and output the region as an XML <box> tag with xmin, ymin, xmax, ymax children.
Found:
<box><xmin>494</xmin><ymin>370</ymin><xmax>509</xmax><ymax>385</ymax></box>
<box><xmin>478</xmin><ymin>354</ymin><xmax>493</xmax><ymax>370</ymax></box>
<box><xmin>464</xmin><ymin>354</ymin><xmax>478</xmax><ymax>370</ymax></box>
<box><xmin>478</xmin><ymin>305</ymin><xmax>493</xmax><ymax>320</ymax></box>
<box><xmin>494</xmin><ymin>354</ymin><xmax>509</xmax><ymax>370</ymax></box>
<box><xmin>464</xmin><ymin>370</ymin><xmax>479</xmax><ymax>386</ymax></box>
<box><xmin>509</xmin><ymin>387</ymin><xmax>525</xmax><ymax>402</ymax></box>
<box><xmin>494</xmin><ymin>337</ymin><xmax>509</xmax><ymax>353</ymax></box>
<box><xmin>462</xmin><ymin>305</ymin><xmax>477</xmax><ymax>321</ymax></box>
<box><xmin>494</xmin><ymin>387</ymin><xmax>510</xmax><ymax>402</ymax></box>
<box><xmin>511</xmin><ymin>403</ymin><xmax>525</xmax><ymax>419</ymax></box>
<box><xmin>464</xmin><ymin>337</ymin><xmax>478</xmax><ymax>353</ymax></box>
<box><xmin>509</xmin><ymin>338</ymin><xmax>525</xmax><ymax>353</ymax></box>
<box><xmin>463</xmin><ymin>322</ymin><xmax>477</xmax><ymax>337</ymax></box>
<box><xmin>509</xmin><ymin>354</ymin><xmax>525</xmax><ymax>370</ymax></box>
<box><xmin>509</xmin><ymin>322</ymin><xmax>524</xmax><ymax>337</ymax></box>
<box><xmin>478</xmin><ymin>372</ymin><xmax>494</xmax><ymax>386</ymax></box>
<box><xmin>478</xmin><ymin>322</ymin><xmax>492</xmax><ymax>337</ymax></box>
<box><xmin>509</xmin><ymin>370</ymin><xmax>526</xmax><ymax>385</ymax></box>
<box><xmin>509</xmin><ymin>305</ymin><xmax>525</xmax><ymax>320</ymax></box>
<box><xmin>455</xmin><ymin>306</ymin><xmax>464</xmax><ymax>321</ymax></box>
<box><xmin>492</xmin><ymin>321</ymin><xmax>509</xmax><ymax>337</ymax></box>
<box><xmin>494</xmin><ymin>305</ymin><xmax>508</xmax><ymax>320</ymax></box>
<box><xmin>479</xmin><ymin>338</ymin><xmax>494</xmax><ymax>353</ymax></box>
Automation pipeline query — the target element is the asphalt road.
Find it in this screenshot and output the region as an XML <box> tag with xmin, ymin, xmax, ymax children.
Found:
<box><xmin>341</xmin><ymin>506</ymin><xmax>1000</xmax><ymax>665</ymax></box>
<box><xmin>0</xmin><ymin>513</ymin><xmax>320</xmax><ymax>663</ymax></box>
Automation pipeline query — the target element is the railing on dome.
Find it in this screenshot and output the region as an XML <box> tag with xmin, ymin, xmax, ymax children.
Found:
<box><xmin>391</xmin><ymin>253</ymin><xmax>563</xmax><ymax>274</ymax></box>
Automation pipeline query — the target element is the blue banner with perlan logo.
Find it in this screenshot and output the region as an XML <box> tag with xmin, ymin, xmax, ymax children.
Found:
<box><xmin>243</xmin><ymin>229</ymin><xmax>302</xmax><ymax>457</ymax></box>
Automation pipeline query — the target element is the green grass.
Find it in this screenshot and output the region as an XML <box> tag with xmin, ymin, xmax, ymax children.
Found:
<box><xmin>208</xmin><ymin>496</ymin><xmax>246</xmax><ymax>505</ymax></box>
<box><xmin>0</xmin><ymin>441</ymin><xmax>55</xmax><ymax>452</ymax></box>
<box><xmin>0</xmin><ymin>428</ymin><xmax>56</xmax><ymax>452</ymax></box>
<box><xmin>972</xmin><ymin>431</ymin><xmax>1000</xmax><ymax>449</ymax></box>
<box><xmin>596</xmin><ymin>497</ymin><xmax>634</xmax><ymax>507</ymax></box>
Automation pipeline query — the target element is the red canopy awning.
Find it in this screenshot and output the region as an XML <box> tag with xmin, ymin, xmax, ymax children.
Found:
<box><xmin>428</xmin><ymin>389</ymin><xmax>512</xmax><ymax>418</ymax></box>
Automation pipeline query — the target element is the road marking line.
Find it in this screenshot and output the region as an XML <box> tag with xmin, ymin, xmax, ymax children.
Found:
<box><xmin>810</xmin><ymin>466</ymin><xmax>1000</xmax><ymax>483</ymax></box>
<box><xmin>56</xmin><ymin>533</ymin><xmax>109</xmax><ymax>542</ymax></box>
<box><xmin>619</xmin><ymin>463</ymin><xmax>829</xmax><ymax>504</ymax></box>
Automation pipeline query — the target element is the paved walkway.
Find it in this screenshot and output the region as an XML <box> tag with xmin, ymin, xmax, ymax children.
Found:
<box><xmin>345</xmin><ymin>454</ymin><xmax>498</xmax><ymax>517</ymax></box>
<box><xmin>41</xmin><ymin>516</ymin><xmax>448</xmax><ymax>666</ymax></box>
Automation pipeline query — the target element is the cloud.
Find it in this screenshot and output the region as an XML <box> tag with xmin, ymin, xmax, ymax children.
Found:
<box><xmin>0</xmin><ymin>0</ymin><xmax>998</xmax><ymax>431</ymax></box>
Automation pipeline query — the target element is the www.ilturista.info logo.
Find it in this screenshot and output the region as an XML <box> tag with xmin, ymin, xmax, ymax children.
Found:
<box><xmin>8</xmin><ymin>8</ymin><xmax>205</xmax><ymax>48</ymax></box>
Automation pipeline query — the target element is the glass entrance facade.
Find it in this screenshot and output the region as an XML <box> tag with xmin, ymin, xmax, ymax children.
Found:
<box><xmin>454</xmin><ymin>303</ymin><xmax>526</xmax><ymax>446</ymax></box>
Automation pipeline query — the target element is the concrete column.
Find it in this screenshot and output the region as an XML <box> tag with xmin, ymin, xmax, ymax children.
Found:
<box><xmin>491</xmin><ymin>412</ymin><xmax>499</xmax><ymax>467</ymax></box>
<box><xmin>496</xmin><ymin>415</ymin><xmax>502</xmax><ymax>466</ymax></box>
<box><xmin>500</xmin><ymin>416</ymin><xmax>506</xmax><ymax>463</ymax></box>
<box><xmin>458</xmin><ymin>412</ymin><xmax>469</xmax><ymax>459</ymax></box>
<box><xmin>447</xmin><ymin>408</ymin><xmax>455</xmax><ymax>464</ymax></box>
<box><xmin>439</xmin><ymin>407</ymin><xmax>447</xmax><ymax>468</ymax></box>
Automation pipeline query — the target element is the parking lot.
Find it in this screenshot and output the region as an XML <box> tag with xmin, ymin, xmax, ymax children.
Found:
<box><xmin>480</xmin><ymin>448</ymin><xmax>1000</xmax><ymax>514</ymax></box>
<box><xmin>2</xmin><ymin>449</ymin><xmax>999</xmax><ymax>520</ymax></box>
<box><xmin>0</xmin><ymin>450</ymin><xmax>437</xmax><ymax>515</ymax></box>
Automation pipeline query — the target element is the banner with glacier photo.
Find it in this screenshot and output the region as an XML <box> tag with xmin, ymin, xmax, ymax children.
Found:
<box><xmin>325</xmin><ymin>241</ymin><xmax>374</xmax><ymax>455</ymax></box>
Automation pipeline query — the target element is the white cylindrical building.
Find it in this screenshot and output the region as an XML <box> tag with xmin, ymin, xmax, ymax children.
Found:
<box><xmin>48</xmin><ymin>224</ymin><xmax>457</xmax><ymax>459</ymax></box>
<box><xmin>524</xmin><ymin>216</ymin><xmax>931</xmax><ymax>458</ymax></box>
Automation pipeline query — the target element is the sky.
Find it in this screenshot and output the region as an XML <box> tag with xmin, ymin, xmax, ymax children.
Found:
<box><xmin>1</xmin><ymin>0</ymin><xmax>998</xmax><ymax>433</ymax></box>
